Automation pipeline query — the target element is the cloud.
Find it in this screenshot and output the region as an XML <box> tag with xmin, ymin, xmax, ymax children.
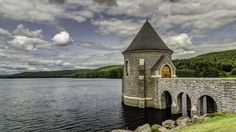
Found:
<box><xmin>0</xmin><ymin>27</ymin><xmax>13</xmax><ymax>41</ymax></box>
<box><xmin>92</xmin><ymin>18</ymin><xmax>142</xmax><ymax>37</ymax></box>
<box><xmin>89</xmin><ymin>0</ymin><xmax>236</xmax><ymax>39</ymax></box>
<box><xmin>0</xmin><ymin>24</ymin><xmax>73</xmax><ymax>51</ymax></box>
<box><xmin>9</xmin><ymin>36</ymin><xmax>50</xmax><ymax>51</ymax></box>
<box><xmin>79</xmin><ymin>41</ymin><xmax>124</xmax><ymax>51</ymax></box>
<box><xmin>68</xmin><ymin>51</ymin><xmax>123</xmax><ymax>69</ymax></box>
<box><xmin>49</xmin><ymin>0</ymin><xmax>66</xmax><ymax>5</ymax></box>
<box><xmin>162</xmin><ymin>33</ymin><xmax>195</xmax><ymax>58</ymax></box>
<box><xmin>52</xmin><ymin>31</ymin><xmax>73</xmax><ymax>46</ymax></box>
<box><xmin>0</xmin><ymin>0</ymin><xmax>60</xmax><ymax>22</ymax></box>
<box><xmin>28</xmin><ymin>59</ymin><xmax>72</xmax><ymax>67</ymax></box>
<box><xmin>0</xmin><ymin>0</ymin><xmax>236</xmax><ymax>35</ymax></box>
<box><xmin>0</xmin><ymin>27</ymin><xmax>12</xmax><ymax>37</ymax></box>
<box><xmin>165</xmin><ymin>34</ymin><xmax>194</xmax><ymax>51</ymax></box>
<box><xmin>0</xmin><ymin>46</ymin><xmax>79</xmax><ymax>75</ymax></box>
<box><xmin>0</xmin><ymin>0</ymin><xmax>94</xmax><ymax>23</ymax></box>
<box><xmin>93</xmin><ymin>0</ymin><xmax>117</xmax><ymax>6</ymax></box>
<box><xmin>0</xmin><ymin>24</ymin><xmax>51</xmax><ymax>51</ymax></box>
<box><xmin>1</xmin><ymin>0</ymin><xmax>236</xmax><ymax>75</ymax></box>
<box><xmin>13</xmin><ymin>24</ymin><xmax>43</xmax><ymax>38</ymax></box>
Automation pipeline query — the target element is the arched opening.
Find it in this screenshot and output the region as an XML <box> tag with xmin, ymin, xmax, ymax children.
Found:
<box><xmin>177</xmin><ymin>92</ymin><xmax>191</xmax><ymax>117</ymax></box>
<box><xmin>125</xmin><ymin>60</ymin><xmax>129</xmax><ymax>76</ymax></box>
<box><xmin>199</xmin><ymin>95</ymin><xmax>217</xmax><ymax>115</ymax></box>
<box><xmin>161</xmin><ymin>91</ymin><xmax>172</xmax><ymax>117</ymax></box>
<box><xmin>161</xmin><ymin>64</ymin><xmax>171</xmax><ymax>78</ymax></box>
<box><xmin>161</xmin><ymin>91</ymin><xmax>172</xmax><ymax>110</ymax></box>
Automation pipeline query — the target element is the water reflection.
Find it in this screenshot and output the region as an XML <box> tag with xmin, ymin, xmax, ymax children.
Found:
<box><xmin>121</xmin><ymin>104</ymin><xmax>180</xmax><ymax>130</ymax></box>
<box><xmin>0</xmin><ymin>79</ymin><xmax>181</xmax><ymax>131</ymax></box>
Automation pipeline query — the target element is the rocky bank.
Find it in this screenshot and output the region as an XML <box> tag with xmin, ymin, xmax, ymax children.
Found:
<box><xmin>112</xmin><ymin>115</ymin><xmax>208</xmax><ymax>132</ymax></box>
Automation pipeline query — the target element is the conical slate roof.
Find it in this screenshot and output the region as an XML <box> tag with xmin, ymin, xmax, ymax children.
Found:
<box><xmin>123</xmin><ymin>20</ymin><xmax>173</xmax><ymax>54</ymax></box>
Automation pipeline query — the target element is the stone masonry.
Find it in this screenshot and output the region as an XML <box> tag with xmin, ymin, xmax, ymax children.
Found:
<box><xmin>156</xmin><ymin>78</ymin><xmax>236</xmax><ymax>115</ymax></box>
<box><xmin>122</xmin><ymin>20</ymin><xmax>236</xmax><ymax>116</ymax></box>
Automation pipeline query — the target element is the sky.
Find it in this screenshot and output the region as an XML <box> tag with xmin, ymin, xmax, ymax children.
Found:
<box><xmin>0</xmin><ymin>0</ymin><xmax>236</xmax><ymax>75</ymax></box>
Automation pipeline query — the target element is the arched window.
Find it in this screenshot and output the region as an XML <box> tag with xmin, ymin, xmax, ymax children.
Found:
<box><xmin>161</xmin><ymin>64</ymin><xmax>171</xmax><ymax>78</ymax></box>
<box><xmin>125</xmin><ymin>60</ymin><xmax>129</xmax><ymax>76</ymax></box>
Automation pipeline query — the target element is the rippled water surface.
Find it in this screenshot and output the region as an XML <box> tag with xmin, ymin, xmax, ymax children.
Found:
<box><xmin>0</xmin><ymin>79</ymin><xmax>178</xmax><ymax>131</ymax></box>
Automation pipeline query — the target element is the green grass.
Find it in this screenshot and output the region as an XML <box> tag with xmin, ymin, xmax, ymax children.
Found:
<box><xmin>173</xmin><ymin>113</ymin><xmax>236</xmax><ymax>132</ymax></box>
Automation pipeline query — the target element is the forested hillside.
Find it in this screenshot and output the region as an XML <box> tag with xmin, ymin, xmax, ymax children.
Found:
<box><xmin>1</xmin><ymin>49</ymin><xmax>235</xmax><ymax>78</ymax></box>
<box><xmin>70</xmin><ymin>65</ymin><xmax>123</xmax><ymax>78</ymax></box>
<box><xmin>174</xmin><ymin>49</ymin><xmax>236</xmax><ymax>77</ymax></box>
<box><xmin>2</xmin><ymin>65</ymin><xmax>123</xmax><ymax>78</ymax></box>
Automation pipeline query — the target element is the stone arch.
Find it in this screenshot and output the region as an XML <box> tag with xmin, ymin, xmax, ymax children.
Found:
<box><xmin>196</xmin><ymin>91</ymin><xmax>220</xmax><ymax>115</ymax></box>
<box><xmin>177</xmin><ymin>92</ymin><xmax>192</xmax><ymax>116</ymax></box>
<box><xmin>199</xmin><ymin>95</ymin><xmax>217</xmax><ymax>115</ymax></box>
<box><xmin>160</xmin><ymin>90</ymin><xmax>172</xmax><ymax>109</ymax></box>
<box><xmin>161</xmin><ymin>64</ymin><xmax>172</xmax><ymax>78</ymax></box>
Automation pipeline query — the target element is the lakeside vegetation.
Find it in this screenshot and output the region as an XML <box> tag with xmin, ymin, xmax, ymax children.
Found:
<box><xmin>173</xmin><ymin>113</ymin><xmax>236</xmax><ymax>132</ymax></box>
<box><xmin>1</xmin><ymin>49</ymin><xmax>235</xmax><ymax>78</ymax></box>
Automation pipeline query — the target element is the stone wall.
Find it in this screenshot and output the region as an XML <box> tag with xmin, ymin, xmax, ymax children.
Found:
<box><xmin>123</xmin><ymin>50</ymin><xmax>171</xmax><ymax>108</ymax></box>
<box><xmin>122</xmin><ymin>50</ymin><xmax>236</xmax><ymax>114</ymax></box>
<box><xmin>156</xmin><ymin>78</ymin><xmax>236</xmax><ymax>115</ymax></box>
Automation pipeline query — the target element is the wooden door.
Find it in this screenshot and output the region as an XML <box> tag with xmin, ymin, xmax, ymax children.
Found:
<box><xmin>161</xmin><ymin>65</ymin><xmax>171</xmax><ymax>78</ymax></box>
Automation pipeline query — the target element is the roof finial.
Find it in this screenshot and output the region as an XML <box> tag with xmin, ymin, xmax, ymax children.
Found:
<box><xmin>146</xmin><ymin>17</ymin><xmax>149</xmax><ymax>22</ymax></box>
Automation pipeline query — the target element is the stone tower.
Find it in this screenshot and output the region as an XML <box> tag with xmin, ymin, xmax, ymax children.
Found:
<box><xmin>122</xmin><ymin>20</ymin><xmax>176</xmax><ymax>108</ymax></box>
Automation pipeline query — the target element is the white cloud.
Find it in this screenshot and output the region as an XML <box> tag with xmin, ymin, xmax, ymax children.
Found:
<box><xmin>0</xmin><ymin>24</ymin><xmax>51</xmax><ymax>51</ymax></box>
<box><xmin>79</xmin><ymin>41</ymin><xmax>125</xmax><ymax>51</ymax></box>
<box><xmin>0</xmin><ymin>0</ymin><xmax>236</xmax><ymax>36</ymax></box>
<box><xmin>0</xmin><ymin>24</ymin><xmax>74</xmax><ymax>51</ymax></box>
<box><xmin>0</xmin><ymin>0</ymin><xmax>60</xmax><ymax>22</ymax></box>
<box><xmin>1</xmin><ymin>0</ymin><xmax>236</xmax><ymax>74</ymax></box>
<box><xmin>163</xmin><ymin>33</ymin><xmax>195</xmax><ymax>58</ymax></box>
<box><xmin>13</xmin><ymin>24</ymin><xmax>43</xmax><ymax>38</ymax></box>
<box><xmin>52</xmin><ymin>31</ymin><xmax>73</xmax><ymax>46</ymax></box>
<box><xmin>92</xmin><ymin>18</ymin><xmax>142</xmax><ymax>37</ymax></box>
<box><xmin>9</xmin><ymin>36</ymin><xmax>50</xmax><ymax>51</ymax></box>
<box><xmin>0</xmin><ymin>0</ymin><xmax>95</xmax><ymax>23</ymax></box>
<box><xmin>88</xmin><ymin>0</ymin><xmax>236</xmax><ymax>38</ymax></box>
<box><xmin>0</xmin><ymin>27</ymin><xmax>13</xmax><ymax>41</ymax></box>
<box><xmin>165</xmin><ymin>34</ymin><xmax>194</xmax><ymax>51</ymax></box>
<box><xmin>1</xmin><ymin>0</ymin><xmax>236</xmax><ymax>38</ymax></box>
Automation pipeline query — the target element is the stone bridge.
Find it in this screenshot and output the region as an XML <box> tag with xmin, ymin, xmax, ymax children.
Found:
<box><xmin>155</xmin><ymin>78</ymin><xmax>236</xmax><ymax>116</ymax></box>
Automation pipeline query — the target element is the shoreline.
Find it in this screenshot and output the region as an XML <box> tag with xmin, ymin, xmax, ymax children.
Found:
<box><xmin>112</xmin><ymin>113</ymin><xmax>236</xmax><ymax>132</ymax></box>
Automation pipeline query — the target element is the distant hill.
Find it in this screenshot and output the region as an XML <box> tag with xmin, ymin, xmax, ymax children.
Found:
<box><xmin>173</xmin><ymin>49</ymin><xmax>236</xmax><ymax>77</ymax></box>
<box><xmin>2</xmin><ymin>65</ymin><xmax>123</xmax><ymax>79</ymax></box>
<box><xmin>70</xmin><ymin>65</ymin><xmax>123</xmax><ymax>78</ymax></box>
<box><xmin>1</xmin><ymin>49</ymin><xmax>235</xmax><ymax>78</ymax></box>
<box><xmin>2</xmin><ymin>69</ymin><xmax>90</xmax><ymax>78</ymax></box>
<box><xmin>191</xmin><ymin>49</ymin><xmax>235</xmax><ymax>65</ymax></box>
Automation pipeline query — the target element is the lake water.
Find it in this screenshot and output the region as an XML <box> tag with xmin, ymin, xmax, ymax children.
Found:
<box><xmin>0</xmin><ymin>79</ymin><xmax>179</xmax><ymax>131</ymax></box>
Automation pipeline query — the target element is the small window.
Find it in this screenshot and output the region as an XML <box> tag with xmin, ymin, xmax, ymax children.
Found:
<box><xmin>139</xmin><ymin>59</ymin><xmax>144</xmax><ymax>65</ymax></box>
<box><xmin>125</xmin><ymin>60</ymin><xmax>129</xmax><ymax>76</ymax></box>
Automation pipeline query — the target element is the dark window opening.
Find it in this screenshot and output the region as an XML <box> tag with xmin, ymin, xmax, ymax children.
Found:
<box><xmin>125</xmin><ymin>60</ymin><xmax>129</xmax><ymax>76</ymax></box>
